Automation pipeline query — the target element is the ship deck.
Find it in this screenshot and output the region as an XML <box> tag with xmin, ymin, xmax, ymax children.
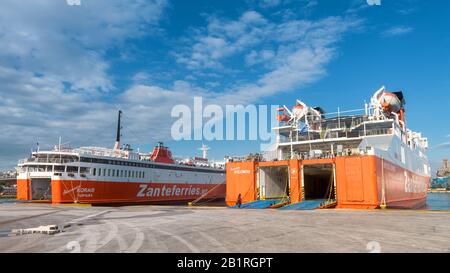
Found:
<box><xmin>1</xmin><ymin>202</ymin><xmax>449</xmax><ymax>253</ymax></box>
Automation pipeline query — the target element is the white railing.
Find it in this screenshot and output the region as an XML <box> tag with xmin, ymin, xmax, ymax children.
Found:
<box><xmin>75</xmin><ymin>147</ymin><xmax>137</xmax><ymax>159</ymax></box>
<box><xmin>18</xmin><ymin>157</ymin><xmax>78</xmax><ymax>164</ymax></box>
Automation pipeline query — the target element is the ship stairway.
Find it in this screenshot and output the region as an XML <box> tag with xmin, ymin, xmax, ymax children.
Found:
<box><xmin>279</xmin><ymin>199</ymin><xmax>334</xmax><ymax>210</ymax></box>
<box><xmin>229</xmin><ymin>199</ymin><xmax>284</xmax><ymax>209</ymax></box>
<box><xmin>189</xmin><ymin>181</ymin><xmax>226</xmax><ymax>206</ymax></box>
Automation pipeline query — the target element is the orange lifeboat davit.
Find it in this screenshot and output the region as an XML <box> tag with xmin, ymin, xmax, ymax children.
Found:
<box><xmin>292</xmin><ymin>104</ymin><xmax>305</xmax><ymax>120</ymax></box>
<box><xmin>149</xmin><ymin>142</ymin><xmax>175</xmax><ymax>164</ymax></box>
<box><xmin>277</xmin><ymin>107</ymin><xmax>290</xmax><ymax>122</ymax></box>
<box><xmin>378</xmin><ymin>92</ymin><xmax>402</xmax><ymax>113</ymax></box>
<box><xmin>373</xmin><ymin>88</ymin><xmax>407</xmax><ymax>128</ymax></box>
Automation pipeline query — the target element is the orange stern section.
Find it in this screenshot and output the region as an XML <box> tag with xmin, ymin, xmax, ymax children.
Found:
<box><xmin>225</xmin><ymin>155</ymin><xmax>428</xmax><ymax>209</ymax></box>
<box><xmin>16</xmin><ymin>179</ymin><xmax>30</xmax><ymax>200</ymax></box>
<box><xmin>226</xmin><ymin>161</ymin><xmax>257</xmax><ymax>206</ymax></box>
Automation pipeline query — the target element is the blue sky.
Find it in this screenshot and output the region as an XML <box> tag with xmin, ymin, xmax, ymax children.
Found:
<box><xmin>0</xmin><ymin>0</ymin><xmax>449</xmax><ymax>173</ymax></box>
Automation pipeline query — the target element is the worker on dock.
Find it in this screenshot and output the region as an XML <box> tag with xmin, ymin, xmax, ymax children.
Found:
<box><xmin>237</xmin><ymin>193</ymin><xmax>242</xmax><ymax>208</ymax></box>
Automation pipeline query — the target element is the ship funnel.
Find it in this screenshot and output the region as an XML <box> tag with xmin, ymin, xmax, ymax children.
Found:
<box><xmin>113</xmin><ymin>110</ymin><xmax>122</xmax><ymax>150</ymax></box>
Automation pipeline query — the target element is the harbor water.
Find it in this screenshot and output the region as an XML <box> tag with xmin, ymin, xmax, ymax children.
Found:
<box><xmin>425</xmin><ymin>192</ymin><xmax>450</xmax><ymax>211</ymax></box>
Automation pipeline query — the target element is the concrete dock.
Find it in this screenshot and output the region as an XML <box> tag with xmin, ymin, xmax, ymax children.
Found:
<box><xmin>0</xmin><ymin>203</ymin><xmax>449</xmax><ymax>253</ymax></box>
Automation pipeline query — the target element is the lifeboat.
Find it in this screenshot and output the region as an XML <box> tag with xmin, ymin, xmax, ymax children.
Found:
<box><xmin>292</xmin><ymin>104</ymin><xmax>305</xmax><ymax>120</ymax></box>
<box><xmin>377</xmin><ymin>92</ymin><xmax>402</xmax><ymax>114</ymax></box>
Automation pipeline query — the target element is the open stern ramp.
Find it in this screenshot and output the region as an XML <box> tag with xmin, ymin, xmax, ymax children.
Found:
<box><xmin>229</xmin><ymin>199</ymin><xmax>285</xmax><ymax>209</ymax></box>
<box><xmin>280</xmin><ymin>199</ymin><xmax>334</xmax><ymax>210</ymax></box>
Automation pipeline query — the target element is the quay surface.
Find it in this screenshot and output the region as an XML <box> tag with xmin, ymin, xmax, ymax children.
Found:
<box><xmin>0</xmin><ymin>203</ymin><xmax>449</xmax><ymax>253</ymax></box>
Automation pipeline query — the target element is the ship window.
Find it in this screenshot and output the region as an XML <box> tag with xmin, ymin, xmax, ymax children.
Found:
<box><xmin>98</xmin><ymin>168</ymin><xmax>101</xmax><ymax>176</ymax></box>
<box><xmin>93</xmin><ymin>168</ymin><xmax>96</xmax><ymax>176</ymax></box>
<box><xmin>103</xmin><ymin>169</ymin><xmax>106</xmax><ymax>176</ymax></box>
<box><xmin>108</xmin><ymin>169</ymin><xmax>111</xmax><ymax>176</ymax></box>
<box><xmin>67</xmin><ymin>166</ymin><xmax>79</xmax><ymax>173</ymax></box>
<box><xmin>54</xmin><ymin>166</ymin><xmax>65</xmax><ymax>172</ymax></box>
<box><xmin>120</xmin><ymin>170</ymin><xmax>124</xmax><ymax>177</ymax></box>
<box><xmin>112</xmin><ymin>170</ymin><xmax>115</xmax><ymax>177</ymax></box>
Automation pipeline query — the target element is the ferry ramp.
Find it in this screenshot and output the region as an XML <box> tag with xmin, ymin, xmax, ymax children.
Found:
<box><xmin>280</xmin><ymin>199</ymin><xmax>328</xmax><ymax>210</ymax></box>
<box><xmin>229</xmin><ymin>199</ymin><xmax>284</xmax><ymax>209</ymax></box>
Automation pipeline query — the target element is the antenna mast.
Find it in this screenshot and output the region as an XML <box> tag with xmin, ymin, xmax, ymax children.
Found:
<box><xmin>199</xmin><ymin>144</ymin><xmax>210</xmax><ymax>159</ymax></box>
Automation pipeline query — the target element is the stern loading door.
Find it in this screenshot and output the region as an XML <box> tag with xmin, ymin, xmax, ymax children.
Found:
<box><xmin>258</xmin><ymin>166</ymin><xmax>290</xmax><ymax>200</ymax></box>
<box><xmin>303</xmin><ymin>164</ymin><xmax>335</xmax><ymax>202</ymax></box>
<box><xmin>31</xmin><ymin>178</ymin><xmax>52</xmax><ymax>200</ymax></box>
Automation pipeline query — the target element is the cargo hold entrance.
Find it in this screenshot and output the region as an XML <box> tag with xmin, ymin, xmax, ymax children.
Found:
<box><xmin>303</xmin><ymin>164</ymin><xmax>335</xmax><ymax>201</ymax></box>
<box><xmin>259</xmin><ymin>166</ymin><xmax>290</xmax><ymax>200</ymax></box>
<box><xmin>31</xmin><ymin>178</ymin><xmax>52</xmax><ymax>200</ymax></box>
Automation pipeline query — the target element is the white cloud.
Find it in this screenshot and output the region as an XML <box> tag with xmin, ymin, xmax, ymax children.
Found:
<box><xmin>256</xmin><ymin>0</ymin><xmax>317</xmax><ymax>9</ymax></box>
<box><xmin>0</xmin><ymin>5</ymin><xmax>361</xmax><ymax>169</ymax></box>
<box><xmin>0</xmin><ymin>0</ymin><xmax>168</xmax><ymax>91</ymax></box>
<box><xmin>175</xmin><ymin>11</ymin><xmax>269</xmax><ymax>69</ymax></box>
<box><xmin>382</xmin><ymin>26</ymin><xmax>413</xmax><ymax>37</ymax></box>
<box><xmin>245</xmin><ymin>49</ymin><xmax>275</xmax><ymax>66</ymax></box>
<box><xmin>177</xmin><ymin>12</ymin><xmax>359</xmax><ymax>73</ymax></box>
<box><xmin>434</xmin><ymin>142</ymin><xmax>450</xmax><ymax>150</ymax></box>
<box><xmin>177</xmin><ymin>14</ymin><xmax>360</xmax><ymax>104</ymax></box>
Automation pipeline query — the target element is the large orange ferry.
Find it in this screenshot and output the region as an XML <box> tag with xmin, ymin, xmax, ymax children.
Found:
<box><xmin>226</xmin><ymin>87</ymin><xmax>430</xmax><ymax>209</ymax></box>
<box><xmin>16</xmin><ymin>111</ymin><xmax>225</xmax><ymax>204</ymax></box>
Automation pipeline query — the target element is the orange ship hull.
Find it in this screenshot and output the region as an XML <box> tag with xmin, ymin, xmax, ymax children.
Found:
<box><xmin>226</xmin><ymin>155</ymin><xmax>429</xmax><ymax>209</ymax></box>
<box><xmin>17</xmin><ymin>179</ymin><xmax>226</xmax><ymax>204</ymax></box>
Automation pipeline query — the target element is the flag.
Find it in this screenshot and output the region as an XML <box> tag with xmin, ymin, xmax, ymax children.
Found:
<box><xmin>299</xmin><ymin>124</ymin><xmax>309</xmax><ymax>134</ymax></box>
